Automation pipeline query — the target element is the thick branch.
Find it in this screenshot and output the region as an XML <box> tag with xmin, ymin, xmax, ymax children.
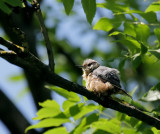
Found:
<box><xmin>0</xmin><ymin>89</ymin><xmax>41</xmax><ymax>134</ymax></box>
<box><xmin>32</xmin><ymin>0</ymin><xmax>55</xmax><ymax>71</ymax></box>
<box><xmin>0</xmin><ymin>38</ymin><xmax>160</xmax><ymax>129</ymax></box>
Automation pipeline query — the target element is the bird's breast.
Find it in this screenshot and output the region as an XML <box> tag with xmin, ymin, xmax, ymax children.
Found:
<box><xmin>84</xmin><ymin>73</ymin><xmax>114</xmax><ymax>94</ymax></box>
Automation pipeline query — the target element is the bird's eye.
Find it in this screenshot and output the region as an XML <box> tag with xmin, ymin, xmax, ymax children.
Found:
<box><xmin>88</xmin><ymin>63</ymin><xmax>92</xmax><ymax>66</ymax></box>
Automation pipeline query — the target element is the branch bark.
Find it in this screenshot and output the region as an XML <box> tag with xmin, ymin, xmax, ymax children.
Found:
<box><xmin>0</xmin><ymin>38</ymin><xmax>160</xmax><ymax>130</ymax></box>
<box><xmin>0</xmin><ymin>89</ymin><xmax>41</xmax><ymax>134</ymax></box>
<box><xmin>32</xmin><ymin>0</ymin><xmax>55</xmax><ymax>71</ymax></box>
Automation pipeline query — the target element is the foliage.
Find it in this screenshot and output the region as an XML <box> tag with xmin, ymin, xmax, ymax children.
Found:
<box><xmin>25</xmin><ymin>0</ymin><xmax>160</xmax><ymax>133</ymax></box>
<box><xmin>1</xmin><ymin>0</ymin><xmax>160</xmax><ymax>133</ymax></box>
<box><xmin>0</xmin><ymin>0</ymin><xmax>22</xmax><ymax>14</ymax></box>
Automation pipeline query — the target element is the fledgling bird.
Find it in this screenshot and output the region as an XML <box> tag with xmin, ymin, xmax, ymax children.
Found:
<box><xmin>79</xmin><ymin>59</ymin><xmax>131</xmax><ymax>98</ymax></box>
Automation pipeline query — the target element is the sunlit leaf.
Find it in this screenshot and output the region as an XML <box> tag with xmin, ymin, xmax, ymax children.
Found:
<box><xmin>154</xmin><ymin>28</ymin><xmax>160</xmax><ymax>42</ymax></box>
<box><xmin>152</xmin><ymin>127</ymin><xmax>160</xmax><ymax>134</ymax></box>
<box><xmin>93</xmin><ymin>18</ymin><xmax>113</xmax><ymax>32</ymax></box>
<box><xmin>73</xmin><ymin>113</ymin><xmax>99</xmax><ymax>134</ymax></box>
<box><xmin>130</xmin><ymin>85</ymin><xmax>139</xmax><ymax>96</ymax></box>
<box><xmin>25</xmin><ymin>113</ymin><xmax>70</xmax><ymax>133</ymax></box>
<box><xmin>44</xmin><ymin>127</ymin><xmax>68</xmax><ymax>134</ymax></box>
<box><xmin>69</xmin><ymin>103</ymin><xmax>98</xmax><ymax>120</ymax></box>
<box><xmin>141</xmin><ymin>82</ymin><xmax>160</xmax><ymax>101</ymax></box>
<box><xmin>109</xmin><ymin>31</ymin><xmax>121</xmax><ymax>36</ymax></box>
<box><xmin>62</xmin><ymin>0</ymin><xmax>74</xmax><ymax>15</ymax></box>
<box><xmin>9</xmin><ymin>74</ymin><xmax>24</xmax><ymax>82</ymax></box>
<box><xmin>141</xmin><ymin>52</ymin><xmax>158</xmax><ymax>64</ymax></box>
<box><xmin>122</xmin><ymin>128</ymin><xmax>139</xmax><ymax>134</ymax></box>
<box><xmin>34</xmin><ymin>100</ymin><xmax>61</xmax><ymax>120</ymax></box>
<box><xmin>63</xmin><ymin>100</ymin><xmax>76</xmax><ymax>111</ymax></box>
<box><xmin>92</xmin><ymin>119</ymin><xmax>121</xmax><ymax>133</ymax></box>
<box><xmin>69</xmin><ymin>103</ymin><xmax>83</xmax><ymax>117</ymax></box>
<box><xmin>145</xmin><ymin>2</ymin><xmax>160</xmax><ymax>12</ymax></box>
<box><xmin>15</xmin><ymin>87</ymin><xmax>29</xmax><ymax>101</ymax></box>
<box><xmin>109</xmin><ymin>31</ymin><xmax>141</xmax><ymax>53</ymax></box>
<box><xmin>116</xmin><ymin>111</ymin><xmax>126</xmax><ymax>121</ymax></box>
<box><xmin>97</xmin><ymin>2</ymin><xmax>128</xmax><ymax>13</ymax></box>
<box><xmin>81</xmin><ymin>0</ymin><xmax>96</xmax><ymax>24</ymax></box>
<box><xmin>46</xmin><ymin>85</ymin><xmax>80</xmax><ymax>101</ymax></box>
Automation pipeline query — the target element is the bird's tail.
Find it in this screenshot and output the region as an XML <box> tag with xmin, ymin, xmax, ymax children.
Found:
<box><xmin>114</xmin><ymin>85</ymin><xmax>132</xmax><ymax>99</ymax></box>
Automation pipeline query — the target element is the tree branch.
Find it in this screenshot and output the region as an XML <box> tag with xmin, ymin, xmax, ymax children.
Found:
<box><xmin>0</xmin><ymin>89</ymin><xmax>41</xmax><ymax>134</ymax></box>
<box><xmin>0</xmin><ymin>37</ymin><xmax>160</xmax><ymax>130</ymax></box>
<box><xmin>32</xmin><ymin>0</ymin><xmax>55</xmax><ymax>71</ymax></box>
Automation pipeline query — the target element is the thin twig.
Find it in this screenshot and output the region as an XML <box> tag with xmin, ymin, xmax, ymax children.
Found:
<box><xmin>0</xmin><ymin>37</ymin><xmax>24</xmax><ymax>53</ymax></box>
<box><xmin>32</xmin><ymin>0</ymin><xmax>55</xmax><ymax>71</ymax></box>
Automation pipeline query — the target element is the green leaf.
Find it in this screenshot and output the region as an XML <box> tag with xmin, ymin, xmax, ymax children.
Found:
<box><xmin>69</xmin><ymin>103</ymin><xmax>83</xmax><ymax>117</ymax></box>
<box><xmin>149</xmin><ymin>49</ymin><xmax>160</xmax><ymax>59</ymax></box>
<box><xmin>132</xmin><ymin>53</ymin><xmax>141</xmax><ymax>69</ymax></box>
<box><xmin>92</xmin><ymin>119</ymin><xmax>121</xmax><ymax>133</ymax></box>
<box><xmin>109</xmin><ymin>31</ymin><xmax>121</xmax><ymax>36</ymax></box>
<box><xmin>135</xmin><ymin>24</ymin><xmax>150</xmax><ymax>44</ymax></box>
<box><xmin>73</xmin><ymin>104</ymin><xmax>98</xmax><ymax>120</ymax></box>
<box><xmin>73</xmin><ymin>113</ymin><xmax>99</xmax><ymax>134</ymax></box>
<box><xmin>154</xmin><ymin>28</ymin><xmax>160</xmax><ymax>42</ymax></box>
<box><xmin>109</xmin><ymin>31</ymin><xmax>141</xmax><ymax>53</ymax></box>
<box><xmin>116</xmin><ymin>112</ymin><xmax>126</xmax><ymax>121</ymax></box>
<box><xmin>25</xmin><ymin>113</ymin><xmax>70</xmax><ymax>133</ymax></box>
<box><xmin>131</xmin><ymin>101</ymin><xmax>148</xmax><ymax>112</ymax></box>
<box><xmin>15</xmin><ymin>87</ymin><xmax>29</xmax><ymax>101</ymax></box>
<box><xmin>62</xmin><ymin>0</ymin><xmax>74</xmax><ymax>15</ymax></box>
<box><xmin>141</xmin><ymin>82</ymin><xmax>160</xmax><ymax>101</ymax></box>
<box><xmin>93</xmin><ymin>18</ymin><xmax>113</xmax><ymax>32</ymax></box>
<box><xmin>141</xmin><ymin>52</ymin><xmax>158</xmax><ymax>64</ymax></box>
<box><xmin>63</xmin><ymin>100</ymin><xmax>76</xmax><ymax>111</ymax></box>
<box><xmin>46</xmin><ymin>86</ymin><xmax>80</xmax><ymax>101</ymax></box>
<box><xmin>9</xmin><ymin>74</ymin><xmax>24</xmax><ymax>82</ymax></box>
<box><xmin>68</xmin><ymin>103</ymin><xmax>98</xmax><ymax>120</ymax></box>
<box><xmin>119</xmin><ymin>39</ymin><xmax>141</xmax><ymax>53</ymax></box>
<box><xmin>97</xmin><ymin>2</ymin><xmax>128</xmax><ymax>13</ymax></box>
<box><xmin>34</xmin><ymin>100</ymin><xmax>61</xmax><ymax>120</ymax></box>
<box><xmin>130</xmin><ymin>86</ymin><xmax>139</xmax><ymax>96</ymax></box>
<box><xmin>145</xmin><ymin>2</ymin><xmax>160</xmax><ymax>12</ymax></box>
<box><xmin>124</xmin><ymin>23</ymin><xmax>136</xmax><ymax>37</ymax></box>
<box><xmin>44</xmin><ymin>127</ymin><xmax>68</xmax><ymax>134</ymax></box>
<box><xmin>3</xmin><ymin>0</ymin><xmax>23</xmax><ymax>7</ymax></box>
<box><xmin>140</xmin><ymin>42</ymin><xmax>148</xmax><ymax>55</ymax></box>
<box><xmin>140</xmin><ymin>11</ymin><xmax>157</xmax><ymax>23</ymax></box>
<box><xmin>117</xmin><ymin>10</ymin><xmax>157</xmax><ymax>23</ymax></box>
<box><xmin>81</xmin><ymin>0</ymin><xmax>96</xmax><ymax>24</ymax></box>
<box><xmin>152</xmin><ymin>127</ymin><xmax>160</xmax><ymax>134</ymax></box>
<box><xmin>0</xmin><ymin>1</ymin><xmax>11</xmax><ymax>14</ymax></box>
<box><xmin>122</xmin><ymin>128</ymin><xmax>139</xmax><ymax>134</ymax></box>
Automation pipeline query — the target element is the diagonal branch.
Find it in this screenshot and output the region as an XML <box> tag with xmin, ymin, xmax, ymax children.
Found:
<box><xmin>32</xmin><ymin>0</ymin><xmax>55</xmax><ymax>71</ymax></box>
<box><xmin>0</xmin><ymin>37</ymin><xmax>160</xmax><ymax>130</ymax></box>
<box><xmin>0</xmin><ymin>37</ymin><xmax>25</xmax><ymax>53</ymax></box>
<box><xmin>0</xmin><ymin>89</ymin><xmax>41</xmax><ymax>134</ymax></box>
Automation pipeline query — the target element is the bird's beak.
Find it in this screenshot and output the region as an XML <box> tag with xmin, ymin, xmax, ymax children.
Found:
<box><xmin>76</xmin><ymin>65</ymin><xmax>84</xmax><ymax>68</ymax></box>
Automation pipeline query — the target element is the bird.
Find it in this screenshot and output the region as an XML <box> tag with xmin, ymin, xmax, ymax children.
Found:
<box><xmin>78</xmin><ymin>59</ymin><xmax>132</xmax><ymax>98</ymax></box>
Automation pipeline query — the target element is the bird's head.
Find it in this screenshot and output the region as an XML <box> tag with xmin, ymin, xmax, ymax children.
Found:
<box><xmin>79</xmin><ymin>59</ymin><xmax>100</xmax><ymax>75</ymax></box>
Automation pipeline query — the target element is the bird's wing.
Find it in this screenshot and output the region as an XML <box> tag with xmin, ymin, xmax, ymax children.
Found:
<box><xmin>93</xmin><ymin>66</ymin><xmax>121</xmax><ymax>88</ymax></box>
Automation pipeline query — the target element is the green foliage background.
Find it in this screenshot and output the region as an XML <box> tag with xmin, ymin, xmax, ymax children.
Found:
<box><xmin>1</xmin><ymin>0</ymin><xmax>160</xmax><ymax>133</ymax></box>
